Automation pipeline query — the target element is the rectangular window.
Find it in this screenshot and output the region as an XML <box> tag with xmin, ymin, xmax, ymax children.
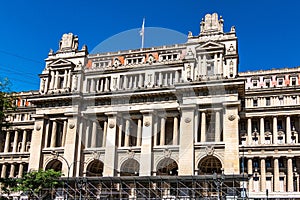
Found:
<box><xmin>265</xmin><ymin>80</ymin><xmax>270</xmax><ymax>87</ymax></box>
<box><xmin>291</xmin><ymin>77</ymin><xmax>296</xmax><ymax>86</ymax></box>
<box><xmin>253</xmin><ymin>99</ymin><xmax>258</xmax><ymax>107</ymax></box>
<box><xmin>292</xmin><ymin>96</ymin><xmax>297</xmax><ymax>104</ymax></box>
<box><xmin>253</xmin><ymin>80</ymin><xmax>258</xmax><ymax>87</ymax></box>
<box><xmin>266</xmin><ymin>97</ymin><xmax>271</xmax><ymax>106</ymax></box>
<box><xmin>207</xmin><ymin>62</ymin><xmax>214</xmax><ymax>76</ymax></box>
<box><xmin>279</xmin><ymin>96</ymin><xmax>284</xmax><ymax>105</ymax></box>
<box><xmin>278</xmin><ymin>78</ymin><xmax>284</xmax><ymax>86</ymax></box>
<box><xmin>291</xmin><ymin>77</ymin><xmax>297</xmax><ymax>86</ymax></box>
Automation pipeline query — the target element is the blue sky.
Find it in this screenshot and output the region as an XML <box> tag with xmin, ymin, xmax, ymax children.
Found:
<box><xmin>0</xmin><ymin>0</ymin><xmax>299</xmax><ymax>92</ymax></box>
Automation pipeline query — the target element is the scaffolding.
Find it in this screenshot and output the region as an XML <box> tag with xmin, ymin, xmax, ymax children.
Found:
<box><xmin>39</xmin><ymin>175</ymin><xmax>246</xmax><ymax>200</ymax></box>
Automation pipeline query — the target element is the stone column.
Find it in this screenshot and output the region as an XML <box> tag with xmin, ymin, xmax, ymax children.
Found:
<box><xmin>214</xmin><ymin>53</ymin><xmax>218</xmax><ymax>74</ymax></box>
<box><xmin>102</xmin><ymin>121</ymin><xmax>108</xmax><ymax>147</ymax></box>
<box><xmin>90</xmin><ymin>79</ymin><xmax>95</xmax><ymax>93</ymax></box>
<box><xmin>247</xmin><ymin>118</ymin><xmax>252</xmax><ymax>145</ymax></box>
<box><xmin>50</xmin><ymin>121</ymin><xmax>57</xmax><ymax>148</ymax></box>
<box><xmin>194</xmin><ymin>111</ymin><xmax>199</xmax><ymax>143</ymax></box>
<box><xmin>9</xmin><ymin>164</ymin><xmax>15</xmax><ymax>178</ymax></box>
<box><xmin>67</xmin><ymin>70</ymin><xmax>71</xmax><ymax>88</ymax></box>
<box><xmin>103</xmin><ymin>112</ymin><xmax>118</xmax><ymax>176</ymax></box>
<box><xmin>286</xmin><ymin>116</ymin><xmax>291</xmax><ymax>144</ymax></box>
<box><xmin>18</xmin><ymin>163</ymin><xmax>24</xmax><ymax>178</ymax></box>
<box><xmin>61</xmin><ymin>120</ymin><xmax>68</xmax><ymax>147</ymax></box>
<box><xmin>137</xmin><ymin>119</ymin><xmax>142</xmax><ymax>146</ymax></box>
<box><xmin>160</xmin><ymin>117</ymin><xmax>166</xmax><ymax>146</ymax></box>
<box><xmin>128</xmin><ymin>76</ymin><xmax>132</xmax><ymax>89</ymax></box>
<box><xmin>158</xmin><ymin>72</ymin><xmax>163</xmax><ymax>86</ymax></box>
<box><xmin>91</xmin><ymin>120</ymin><xmax>97</xmax><ymax>148</ymax></box>
<box><xmin>63</xmin><ymin>70</ymin><xmax>67</xmax><ymax>88</ymax></box>
<box><xmin>21</xmin><ymin>130</ymin><xmax>27</xmax><ymax>153</ymax></box>
<box><xmin>260</xmin><ymin>158</ymin><xmax>266</xmax><ymax>192</ymax></box>
<box><xmin>248</xmin><ymin>158</ymin><xmax>253</xmax><ymax>192</ymax></box>
<box><xmin>105</xmin><ymin>77</ymin><xmax>110</xmax><ymax>91</ymax></box>
<box><xmin>215</xmin><ymin>111</ymin><xmax>221</xmax><ymax>142</ymax></box>
<box><xmin>118</xmin><ymin>118</ymin><xmax>123</xmax><ymax>147</ymax></box>
<box><xmin>178</xmin><ymin>105</ymin><xmax>195</xmax><ymax>175</ymax></box>
<box><xmin>85</xmin><ymin>120</ymin><xmax>90</xmax><ymax>148</ymax></box>
<box><xmin>123</xmin><ymin>76</ymin><xmax>128</xmax><ymax>89</ymax></box>
<box><xmin>44</xmin><ymin>120</ymin><xmax>50</xmax><ymax>148</ymax></box>
<box><xmin>54</xmin><ymin>71</ymin><xmax>59</xmax><ymax>89</ymax></box>
<box><xmin>273</xmin><ymin>117</ymin><xmax>278</xmax><ymax>144</ymax></box>
<box><xmin>164</xmin><ymin>73</ymin><xmax>168</xmax><ymax>86</ymax></box>
<box><xmin>4</xmin><ymin>131</ymin><xmax>10</xmax><ymax>153</ymax></box>
<box><xmin>169</xmin><ymin>72</ymin><xmax>173</xmax><ymax>85</ymax></box>
<box><xmin>12</xmin><ymin>130</ymin><xmax>18</xmax><ymax>153</ymax></box>
<box><xmin>1</xmin><ymin>164</ymin><xmax>7</xmax><ymax>178</ymax></box>
<box><xmin>274</xmin><ymin>157</ymin><xmax>280</xmax><ymax>192</ymax></box>
<box><xmin>260</xmin><ymin>117</ymin><xmax>265</xmax><ymax>144</ymax></box>
<box><xmin>140</xmin><ymin>110</ymin><xmax>154</xmax><ymax>176</ymax></box>
<box><xmin>50</xmin><ymin>71</ymin><xmax>55</xmax><ymax>90</ymax></box>
<box><xmin>124</xmin><ymin>119</ymin><xmax>130</xmax><ymax>147</ymax></box>
<box><xmin>175</xmin><ymin>71</ymin><xmax>179</xmax><ymax>83</ymax></box>
<box><xmin>287</xmin><ymin>157</ymin><xmax>294</xmax><ymax>192</ymax></box>
<box><xmin>200</xmin><ymin>111</ymin><xmax>206</xmax><ymax>142</ymax></box>
<box><xmin>173</xmin><ymin>116</ymin><xmax>179</xmax><ymax>145</ymax></box>
<box><xmin>138</xmin><ymin>74</ymin><xmax>143</xmax><ymax>87</ymax></box>
<box><xmin>100</xmin><ymin>79</ymin><xmax>104</xmax><ymax>92</ymax></box>
<box><xmin>153</xmin><ymin>115</ymin><xmax>158</xmax><ymax>146</ymax></box>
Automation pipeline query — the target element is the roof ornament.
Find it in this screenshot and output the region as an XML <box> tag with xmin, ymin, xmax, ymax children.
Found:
<box><xmin>58</xmin><ymin>33</ymin><xmax>79</xmax><ymax>52</ymax></box>
<box><xmin>200</xmin><ymin>13</ymin><xmax>224</xmax><ymax>35</ymax></box>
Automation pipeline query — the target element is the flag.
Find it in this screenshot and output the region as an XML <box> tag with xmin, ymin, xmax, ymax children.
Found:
<box><xmin>140</xmin><ymin>18</ymin><xmax>145</xmax><ymax>37</ymax></box>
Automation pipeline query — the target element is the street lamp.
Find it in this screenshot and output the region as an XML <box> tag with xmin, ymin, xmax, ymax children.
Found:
<box><xmin>213</xmin><ymin>169</ymin><xmax>225</xmax><ymax>200</ymax></box>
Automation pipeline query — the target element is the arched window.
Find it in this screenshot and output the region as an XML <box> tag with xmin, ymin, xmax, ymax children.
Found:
<box><xmin>86</xmin><ymin>160</ymin><xmax>104</xmax><ymax>177</ymax></box>
<box><xmin>45</xmin><ymin>159</ymin><xmax>62</xmax><ymax>172</ymax></box>
<box><xmin>120</xmin><ymin>159</ymin><xmax>139</xmax><ymax>176</ymax></box>
<box><xmin>157</xmin><ymin>158</ymin><xmax>178</xmax><ymax>176</ymax></box>
<box><xmin>198</xmin><ymin>156</ymin><xmax>222</xmax><ymax>175</ymax></box>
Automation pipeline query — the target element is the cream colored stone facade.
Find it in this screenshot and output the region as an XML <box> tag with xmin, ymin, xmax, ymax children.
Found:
<box><xmin>1</xmin><ymin>13</ymin><xmax>300</xmax><ymax>199</ymax></box>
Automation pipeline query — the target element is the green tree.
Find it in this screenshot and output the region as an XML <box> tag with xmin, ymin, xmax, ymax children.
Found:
<box><xmin>0</xmin><ymin>78</ymin><xmax>15</xmax><ymax>132</ymax></box>
<box><xmin>14</xmin><ymin>169</ymin><xmax>62</xmax><ymax>199</ymax></box>
<box><xmin>0</xmin><ymin>177</ymin><xmax>18</xmax><ymax>199</ymax></box>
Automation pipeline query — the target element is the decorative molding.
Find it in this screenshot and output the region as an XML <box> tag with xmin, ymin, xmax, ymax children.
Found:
<box><xmin>92</xmin><ymin>151</ymin><xmax>101</xmax><ymax>160</ymax></box>
<box><xmin>35</xmin><ymin>125</ymin><xmax>41</xmax><ymax>131</ymax></box>
<box><xmin>109</xmin><ymin>122</ymin><xmax>115</xmax><ymax>128</ymax></box>
<box><xmin>144</xmin><ymin>121</ymin><xmax>151</xmax><ymax>127</ymax></box>
<box><xmin>163</xmin><ymin>149</ymin><xmax>172</xmax><ymax>158</ymax></box>
<box><xmin>185</xmin><ymin>117</ymin><xmax>191</xmax><ymax>123</ymax></box>
<box><xmin>69</xmin><ymin>123</ymin><xmax>75</xmax><ymax>129</ymax></box>
<box><xmin>228</xmin><ymin>114</ymin><xmax>235</xmax><ymax>121</ymax></box>
<box><xmin>127</xmin><ymin>150</ymin><xmax>135</xmax><ymax>159</ymax></box>
<box><xmin>205</xmin><ymin>146</ymin><xmax>215</xmax><ymax>156</ymax></box>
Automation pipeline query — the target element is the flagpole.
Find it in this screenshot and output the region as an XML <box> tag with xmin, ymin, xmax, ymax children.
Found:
<box><xmin>140</xmin><ymin>18</ymin><xmax>145</xmax><ymax>49</ymax></box>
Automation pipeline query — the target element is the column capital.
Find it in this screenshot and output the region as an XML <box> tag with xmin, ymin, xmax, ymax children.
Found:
<box><xmin>180</xmin><ymin>104</ymin><xmax>197</xmax><ymax>110</ymax></box>
<box><xmin>259</xmin><ymin>156</ymin><xmax>267</xmax><ymax>159</ymax></box>
<box><xmin>286</xmin><ymin>155</ymin><xmax>294</xmax><ymax>159</ymax></box>
<box><xmin>140</xmin><ymin>109</ymin><xmax>155</xmax><ymax>114</ymax></box>
<box><xmin>105</xmin><ymin>111</ymin><xmax>118</xmax><ymax>116</ymax></box>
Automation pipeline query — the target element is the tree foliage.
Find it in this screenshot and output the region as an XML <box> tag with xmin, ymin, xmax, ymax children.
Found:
<box><xmin>0</xmin><ymin>78</ymin><xmax>15</xmax><ymax>131</ymax></box>
<box><xmin>0</xmin><ymin>169</ymin><xmax>62</xmax><ymax>199</ymax></box>
<box><xmin>15</xmin><ymin>169</ymin><xmax>62</xmax><ymax>198</ymax></box>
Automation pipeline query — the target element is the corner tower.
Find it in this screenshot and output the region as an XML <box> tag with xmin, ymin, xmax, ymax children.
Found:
<box><xmin>184</xmin><ymin>13</ymin><xmax>238</xmax><ymax>80</ymax></box>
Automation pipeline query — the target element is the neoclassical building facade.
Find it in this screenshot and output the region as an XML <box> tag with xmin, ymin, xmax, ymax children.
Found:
<box><xmin>1</xmin><ymin>13</ymin><xmax>300</xmax><ymax>199</ymax></box>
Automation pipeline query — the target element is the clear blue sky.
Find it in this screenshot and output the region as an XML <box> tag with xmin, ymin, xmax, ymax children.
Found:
<box><xmin>0</xmin><ymin>0</ymin><xmax>299</xmax><ymax>92</ymax></box>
